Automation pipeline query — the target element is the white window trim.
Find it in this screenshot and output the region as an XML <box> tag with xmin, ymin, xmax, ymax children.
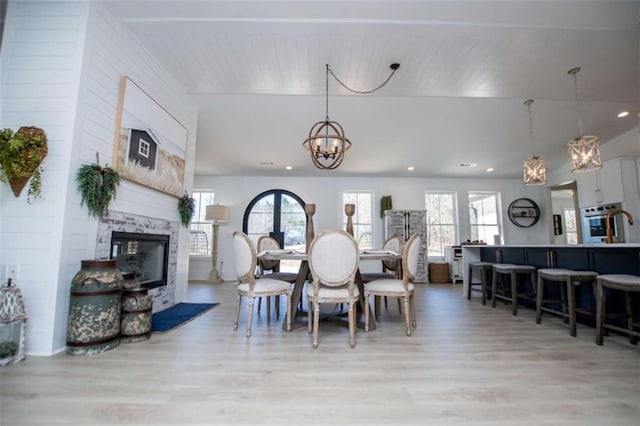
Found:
<box><xmin>425</xmin><ymin>191</ymin><xmax>459</xmax><ymax>257</ymax></box>
<box><xmin>342</xmin><ymin>190</ymin><xmax>374</xmax><ymax>249</ymax></box>
<box><xmin>468</xmin><ymin>191</ymin><xmax>503</xmax><ymax>244</ymax></box>
<box><xmin>138</xmin><ymin>139</ymin><xmax>150</xmax><ymax>158</ymax></box>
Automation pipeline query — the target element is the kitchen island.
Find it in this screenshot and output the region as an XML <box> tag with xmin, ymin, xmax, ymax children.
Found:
<box><xmin>462</xmin><ymin>243</ymin><xmax>640</xmax><ymax>297</ymax></box>
<box><xmin>462</xmin><ymin>244</ymin><xmax>640</xmax><ymax>329</ymax></box>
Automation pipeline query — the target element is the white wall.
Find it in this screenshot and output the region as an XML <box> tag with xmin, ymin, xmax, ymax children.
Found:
<box><xmin>0</xmin><ymin>2</ymin><xmax>198</xmax><ymax>355</ymax></box>
<box><xmin>193</xmin><ymin>175</ymin><xmax>549</xmax><ymax>281</ymax></box>
<box><xmin>194</xmin><ymin>126</ymin><xmax>639</xmax><ymax>281</ymax></box>
<box><xmin>1</xmin><ymin>1</ymin><xmax>90</xmax><ymax>355</ymax></box>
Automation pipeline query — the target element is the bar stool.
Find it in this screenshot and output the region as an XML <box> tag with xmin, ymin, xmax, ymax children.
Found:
<box><xmin>595</xmin><ymin>274</ymin><xmax>640</xmax><ymax>346</ymax></box>
<box><xmin>535</xmin><ymin>268</ymin><xmax>598</xmax><ymax>337</ymax></box>
<box><xmin>467</xmin><ymin>261</ymin><xmax>494</xmax><ymax>305</ymax></box>
<box><xmin>492</xmin><ymin>264</ymin><xmax>537</xmax><ymax>316</ymax></box>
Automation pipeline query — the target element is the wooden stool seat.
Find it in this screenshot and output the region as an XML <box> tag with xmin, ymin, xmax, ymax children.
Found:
<box><xmin>535</xmin><ymin>268</ymin><xmax>598</xmax><ymax>337</ymax></box>
<box><xmin>596</xmin><ymin>274</ymin><xmax>640</xmax><ymax>346</ymax></box>
<box><xmin>467</xmin><ymin>261</ymin><xmax>495</xmax><ymax>304</ymax></box>
<box><xmin>492</xmin><ymin>264</ymin><xmax>536</xmax><ymax>316</ymax></box>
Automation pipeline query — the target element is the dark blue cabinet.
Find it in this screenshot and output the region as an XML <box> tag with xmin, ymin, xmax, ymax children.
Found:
<box><xmin>477</xmin><ymin>245</ymin><xmax>639</xmax><ymax>328</ymax></box>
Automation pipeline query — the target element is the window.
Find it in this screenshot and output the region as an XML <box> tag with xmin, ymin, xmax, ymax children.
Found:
<box><xmin>564</xmin><ymin>208</ymin><xmax>578</xmax><ymax>244</ymax></box>
<box><xmin>425</xmin><ymin>192</ymin><xmax>458</xmax><ymax>256</ymax></box>
<box><xmin>469</xmin><ymin>192</ymin><xmax>501</xmax><ymax>244</ymax></box>
<box><xmin>189</xmin><ymin>191</ymin><xmax>216</xmax><ymax>255</ymax></box>
<box><xmin>138</xmin><ymin>139</ymin><xmax>150</xmax><ymax>158</ymax></box>
<box><xmin>343</xmin><ymin>192</ymin><xmax>373</xmax><ymax>250</ymax></box>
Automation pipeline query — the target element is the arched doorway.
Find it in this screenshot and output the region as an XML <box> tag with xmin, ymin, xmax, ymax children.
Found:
<box><xmin>242</xmin><ymin>189</ymin><xmax>306</xmax><ymax>251</ymax></box>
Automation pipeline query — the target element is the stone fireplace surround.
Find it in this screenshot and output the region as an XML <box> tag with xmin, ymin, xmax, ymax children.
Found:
<box><xmin>96</xmin><ymin>211</ymin><xmax>179</xmax><ymax>312</ymax></box>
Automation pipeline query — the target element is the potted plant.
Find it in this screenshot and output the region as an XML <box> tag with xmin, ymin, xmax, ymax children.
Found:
<box><xmin>75</xmin><ymin>159</ymin><xmax>121</xmax><ymax>218</ymax></box>
<box><xmin>0</xmin><ymin>126</ymin><xmax>48</xmax><ymax>202</ymax></box>
<box><xmin>178</xmin><ymin>192</ymin><xmax>196</xmax><ymax>227</ymax></box>
<box><xmin>380</xmin><ymin>195</ymin><xmax>393</xmax><ymax>218</ymax></box>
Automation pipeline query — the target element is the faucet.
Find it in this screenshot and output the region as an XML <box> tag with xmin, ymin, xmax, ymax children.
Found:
<box><xmin>605</xmin><ymin>209</ymin><xmax>634</xmax><ymax>243</ymax></box>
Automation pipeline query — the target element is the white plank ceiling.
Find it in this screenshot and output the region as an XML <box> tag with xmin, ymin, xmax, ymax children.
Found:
<box><xmin>106</xmin><ymin>0</ymin><xmax>640</xmax><ymax>178</ymax></box>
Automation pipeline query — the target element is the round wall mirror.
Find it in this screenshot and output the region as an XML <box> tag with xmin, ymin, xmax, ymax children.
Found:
<box><xmin>507</xmin><ymin>198</ymin><xmax>541</xmax><ymax>228</ymax></box>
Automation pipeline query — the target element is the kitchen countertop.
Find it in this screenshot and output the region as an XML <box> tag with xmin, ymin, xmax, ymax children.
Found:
<box><xmin>461</xmin><ymin>243</ymin><xmax>640</xmax><ymax>248</ymax></box>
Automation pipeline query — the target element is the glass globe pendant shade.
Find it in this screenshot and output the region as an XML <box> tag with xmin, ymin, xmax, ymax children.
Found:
<box><xmin>522</xmin><ymin>155</ymin><xmax>548</xmax><ymax>185</ymax></box>
<box><xmin>568</xmin><ymin>135</ymin><xmax>602</xmax><ymax>173</ymax></box>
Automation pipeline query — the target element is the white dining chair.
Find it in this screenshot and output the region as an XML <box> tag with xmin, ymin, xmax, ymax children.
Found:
<box><xmin>256</xmin><ymin>235</ymin><xmax>298</xmax><ymax>318</ymax></box>
<box><xmin>364</xmin><ymin>233</ymin><xmax>420</xmax><ymax>336</ymax></box>
<box><xmin>361</xmin><ymin>236</ymin><xmax>403</xmax><ymax>316</ymax></box>
<box><xmin>232</xmin><ymin>231</ymin><xmax>293</xmax><ymax>338</ymax></box>
<box><xmin>306</xmin><ymin>229</ymin><xmax>360</xmax><ymax>349</ymax></box>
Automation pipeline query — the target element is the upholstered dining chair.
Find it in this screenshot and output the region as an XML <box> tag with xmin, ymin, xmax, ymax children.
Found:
<box><xmin>232</xmin><ymin>231</ymin><xmax>292</xmax><ymax>338</ymax></box>
<box><xmin>364</xmin><ymin>233</ymin><xmax>420</xmax><ymax>336</ymax></box>
<box><xmin>361</xmin><ymin>236</ymin><xmax>403</xmax><ymax>317</ymax></box>
<box><xmin>306</xmin><ymin>229</ymin><xmax>360</xmax><ymax>349</ymax></box>
<box><xmin>256</xmin><ymin>235</ymin><xmax>298</xmax><ymax>318</ymax></box>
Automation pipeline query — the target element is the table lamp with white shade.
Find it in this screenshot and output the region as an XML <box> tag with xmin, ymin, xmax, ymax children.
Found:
<box><xmin>206</xmin><ymin>204</ymin><xmax>229</xmax><ymax>283</ymax></box>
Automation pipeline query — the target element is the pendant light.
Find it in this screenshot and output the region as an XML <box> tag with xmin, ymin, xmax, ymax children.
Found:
<box><xmin>567</xmin><ymin>67</ymin><xmax>602</xmax><ymax>173</ymax></box>
<box><xmin>302</xmin><ymin>65</ymin><xmax>351</xmax><ymax>170</ymax></box>
<box><xmin>522</xmin><ymin>99</ymin><xmax>547</xmax><ymax>186</ymax></box>
<box><xmin>303</xmin><ymin>63</ymin><xmax>399</xmax><ymax>170</ymax></box>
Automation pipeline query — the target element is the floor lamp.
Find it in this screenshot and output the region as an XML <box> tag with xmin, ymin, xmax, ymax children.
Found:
<box><xmin>206</xmin><ymin>204</ymin><xmax>229</xmax><ymax>284</ymax></box>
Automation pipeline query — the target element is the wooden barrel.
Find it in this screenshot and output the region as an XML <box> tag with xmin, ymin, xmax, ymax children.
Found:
<box><xmin>429</xmin><ymin>262</ymin><xmax>450</xmax><ymax>284</ymax></box>
<box><xmin>120</xmin><ymin>287</ymin><xmax>152</xmax><ymax>343</ymax></box>
<box><xmin>66</xmin><ymin>260</ymin><xmax>122</xmax><ymax>355</ymax></box>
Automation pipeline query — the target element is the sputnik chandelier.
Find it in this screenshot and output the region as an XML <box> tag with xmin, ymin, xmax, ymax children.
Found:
<box><xmin>522</xmin><ymin>99</ymin><xmax>547</xmax><ymax>186</ymax></box>
<box><xmin>567</xmin><ymin>67</ymin><xmax>602</xmax><ymax>173</ymax></box>
<box><xmin>303</xmin><ymin>63</ymin><xmax>400</xmax><ymax>169</ymax></box>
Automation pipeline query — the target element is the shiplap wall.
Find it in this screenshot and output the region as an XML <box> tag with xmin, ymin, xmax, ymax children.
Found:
<box><xmin>0</xmin><ymin>2</ymin><xmax>197</xmax><ymax>355</ymax></box>
<box><xmin>1</xmin><ymin>2</ymin><xmax>90</xmax><ymax>355</ymax></box>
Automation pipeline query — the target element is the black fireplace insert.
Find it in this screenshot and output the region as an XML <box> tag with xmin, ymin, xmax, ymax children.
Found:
<box><xmin>110</xmin><ymin>231</ymin><xmax>169</xmax><ymax>289</ymax></box>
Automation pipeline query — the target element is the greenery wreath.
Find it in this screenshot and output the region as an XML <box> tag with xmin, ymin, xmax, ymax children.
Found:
<box><xmin>75</xmin><ymin>156</ymin><xmax>121</xmax><ymax>219</ymax></box>
<box><xmin>178</xmin><ymin>192</ymin><xmax>196</xmax><ymax>227</ymax></box>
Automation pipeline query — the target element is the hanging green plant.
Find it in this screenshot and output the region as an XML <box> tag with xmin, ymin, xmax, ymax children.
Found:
<box><xmin>380</xmin><ymin>195</ymin><xmax>393</xmax><ymax>218</ymax></box>
<box><xmin>177</xmin><ymin>192</ymin><xmax>196</xmax><ymax>227</ymax></box>
<box><xmin>0</xmin><ymin>126</ymin><xmax>48</xmax><ymax>203</ymax></box>
<box><xmin>75</xmin><ymin>156</ymin><xmax>121</xmax><ymax>219</ymax></box>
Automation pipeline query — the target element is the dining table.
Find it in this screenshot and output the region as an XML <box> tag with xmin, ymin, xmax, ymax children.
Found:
<box><xmin>257</xmin><ymin>249</ymin><xmax>402</xmax><ymax>331</ymax></box>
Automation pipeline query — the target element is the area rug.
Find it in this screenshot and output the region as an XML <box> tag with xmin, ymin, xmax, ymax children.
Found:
<box><xmin>151</xmin><ymin>302</ymin><xmax>219</xmax><ymax>333</ymax></box>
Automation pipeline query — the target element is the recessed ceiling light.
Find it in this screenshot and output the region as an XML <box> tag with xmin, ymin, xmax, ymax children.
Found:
<box><xmin>285</xmin><ymin>166</ymin><xmax>292</xmax><ymax>170</ymax></box>
<box><xmin>460</xmin><ymin>163</ymin><xmax>478</xmax><ymax>168</ymax></box>
<box><xmin>617</xmin><ymin>111</ymin><xmax>630</xmax><ymax>118</ymax></box>
<box><xmin>486</xmin><ymin>167</ymin><xmax>494</xmax><ymax>172</ymax></box>
<box><xmin>407</xmin><ymin>166</ymin><xmax>415</xmax><ymax>171</ymax></box>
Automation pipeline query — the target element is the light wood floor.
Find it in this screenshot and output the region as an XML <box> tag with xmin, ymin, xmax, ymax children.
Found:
<box><xmin>1</xmin><ymin>282</ymin><xmax>639</xmax><ymax>425</ymax></box>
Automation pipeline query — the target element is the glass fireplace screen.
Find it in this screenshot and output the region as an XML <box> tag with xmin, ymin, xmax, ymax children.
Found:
<box><xmin>110</xmin><ymin>232</ymin><xmax>169</xmax><ymax>289</ymax></box>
